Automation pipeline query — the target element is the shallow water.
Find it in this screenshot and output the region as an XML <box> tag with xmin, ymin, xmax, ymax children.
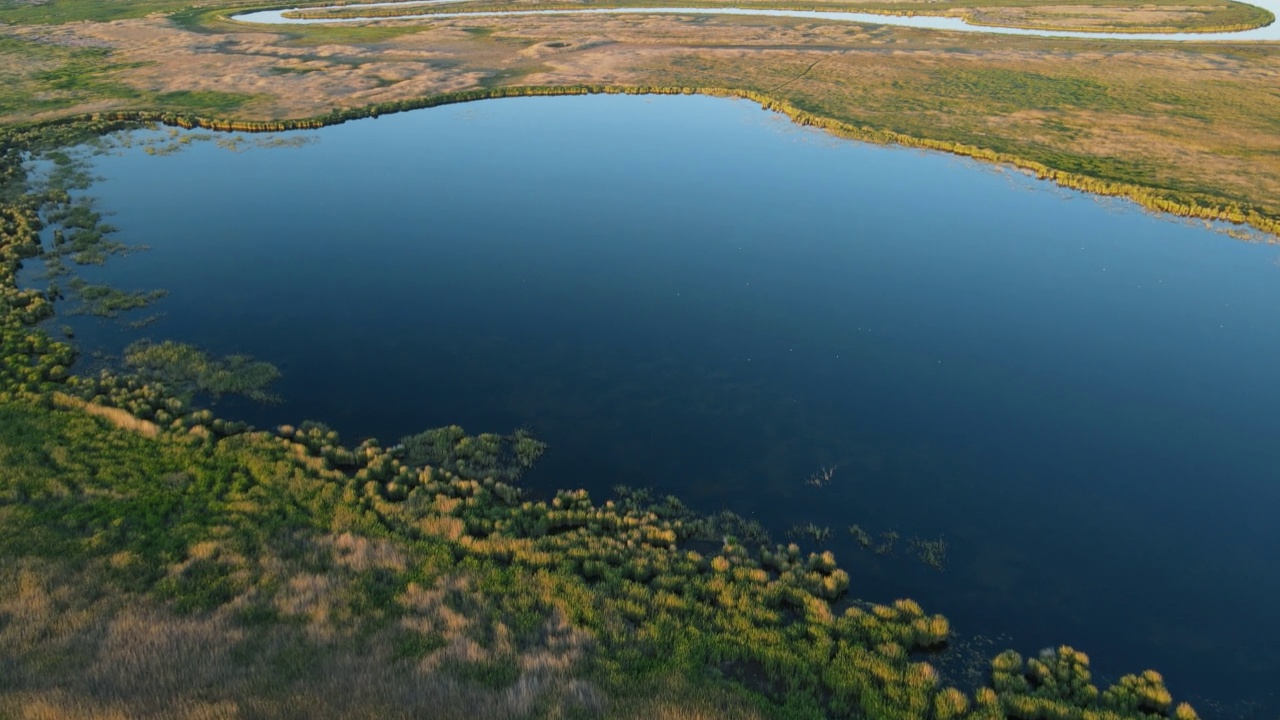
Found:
<box><xmin>235</xmin><ymin>0</ymin><xmax>1280</xmax><ymax>42</ymax></box>
<box><xmin>51</xmin><ymin>95</ymin><xmax>1280</xmax><ymax>717</ymax></box>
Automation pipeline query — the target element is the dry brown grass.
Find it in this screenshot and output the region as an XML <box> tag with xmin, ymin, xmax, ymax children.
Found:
<box><xmin>326</xmin><ymin>531</ymin><xmax>407</xmax><ymax>573</ymax></box>
<box><xmin>0</xmin><ymin>560</ymin><xmax>246</xmax><ymax>720</ymax></box>
<box><xmin>51</xmin><ymin>393</ymin><xmax>160</xmax><ymax>438</ymax></box>
<box><xmin>0</xmin><ymin>557</ymin><xmax>609</xmax><ymax>720</ymax></box>
<box><xmin>398</xmin><ymin>575</ymin><xmax>476</xmax><ymax>642</ymax></box>
<box><xmin>0</xmin><ymin>563</ymin><xmax>108</xmax><ymax>672</ymax></box>
<box><xmin>965</xmin><ymin>4</ymin><xmax>1244</xmax><ymax>30</ymax></box>
<box><xmin>274</xmin><ymin>571</ymin><xmax>343</xmax><ymax>641</ymax></box>
<box><xmin>607</xmin><ymin>677</ymin><xmax>769</xmax><ymax>720</ymax></box>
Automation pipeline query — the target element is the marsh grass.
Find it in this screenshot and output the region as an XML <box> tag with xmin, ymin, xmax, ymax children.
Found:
<box><xmin>0</xmin><ymin>393</ymin><xmax>1209</xmax><ymax>719</ymax></box>
<box><xmin>0</xmin><ymin>0</ymin><xmax>261</xmax><ymax>25</ymax></box>
<box><xmin>0</xmin><ymin>566</ymin><xmax>610</xmax><ymax>720</ymax></box>
<box><xmin>64</xmin><ymin>280</ymin><xmax>168</xmax><ymax>318</ymax></box>
<box><xmin>122</xmin><ymin>340</ymin><xmax>282</xmax><ymax>404</ymax></box>
<box><xmin>0</xmin><ymin>39</ymin><xmax>140</xmax><ymax>117</ymax></box>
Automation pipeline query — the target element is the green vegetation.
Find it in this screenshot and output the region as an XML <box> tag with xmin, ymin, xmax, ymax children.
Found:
<box><xmin>922</xmin><ymin>68</ymin><xmax>1116</xmax><ymax>112</ymax></box>
<box><xmin>909</xmin><ymin>536</ymin><xmax>948</xmax><ymax>571</ymax></box>
<box><xmin>153</xmin><ymin>89</ymin><xmax>258</xmax><ymax>115</ymax></box>
<box><xmin>64</xmin><ymin>278</ymin><xmax>168</xmax><ymax>318</ymax></box>
<box><xmin>787</xmin><ymin>522</ymin><xmax>832</xmax><ymax>545</ymax></box>
<box><xmin>0</xmin><ymin>397</ymin><xmax>1206</xmax><ymax>719</ymax></box>
<box><xmin>0</xmin><ymin>34</ymin><xmax>258</xmax><ymax>119</ymax></box>
<box><xmin>122</xmin><ymin>339</ymin><xmax>283</xmax><ymax>404</ymax></box>
<box><xmin>0</xmin><ymin>39</ymin><xmax>143</xmax><ymax>117</ymax></box>
<box><xmin>0</xmin><ymin>0</ymin><xmax>260</xmax><ymax>25</ymax></box>
<box><xmin>399</xmin><ymin>424</ymin><xmax>547</xmax><ymax>483</ymax></box>
<box><xmin>0</xmin><ymin>117</ymin><xmax>1212</xmax><ymax>718</ymax></box>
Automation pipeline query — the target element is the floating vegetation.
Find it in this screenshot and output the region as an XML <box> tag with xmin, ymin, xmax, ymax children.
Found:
<box><xmin>216</xmin><ymin>134</ymin><xmax>316</xmax><ymax>152</ymax></box>
<box><xmin>19</xmin><ymin>147</ymin><xmax>161</xmax><ymax>333</ymax></box>
<box><xmin>696</xmin><ymin>509</ymin><xmax>771</xmax><ymax>547</ymax></box>
<box><xmin>398</xmin><ymin>424</ymin><xmax>546</xmax><ymax>482</ymax></box>
<box><xmin>787</xmin><ymin>522</ymin><xmax>831</xmax><ymax>546</ymax></box>
<box><xmin>850</xmin><ymin>525</ymin><xmax>949</xmax><ymax>570</ymax></box>
<box><xmin>36</xmin><ymin>149</ymin><xmax>97</xmax><ymax>193</ymax></box>
<box><xmin>875</xmin><ymin>530</ymin><xmax>900</xmax><ymax>556</ymax></box>
<box><xmin>910</xmin><ymin>535</ymin><xmax>948</xmax><ymax>571</ymax></box>
<box><xmin>804</xmin><ymin>463</ymin><xmax>837</xmax><ymax>488</ymax></box>
<box><xmin>132</xmin><ymin>128</ymin><xmax>318</xmax><ymax>156</ymax></box>
<box><xmin>125</xmin><ymin>312</ymin><xmax>162</xmax><ymax>329</ymax></box>
<box><xmin>611</xmin><ymin>483</ymin><xmax>653</xmax><ymax>507</ymax></box>
<box><xmin>40</xmin><ymin>200</ymin><xmax>133</xmax><ymax>273</ymax></box>
<box><xmin>64</xmin><ymin>278</ymin><xmax>167</xmax><ymax>318</ymax></box>
<box><xmin>848</xmin><ymin>523</ymin><xmax>873</xmax><ymax>549</ymax></box>
<box><xmin>122</xmin><ymin>339</ymin><xmax>281</xmax><ymax>404</ymax></box>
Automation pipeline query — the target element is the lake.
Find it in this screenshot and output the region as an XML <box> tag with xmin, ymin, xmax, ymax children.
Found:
<box><xmin>45</xmin><ymin>94</ymin><xmax>1280</xmax><ymax>717</ymax></box>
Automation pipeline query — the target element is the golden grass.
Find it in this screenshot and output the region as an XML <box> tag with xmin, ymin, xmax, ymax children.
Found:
<box><xmin>607</xmin><ymin>677</ymin><xmax>768</xmax><ymax>720</ymax></box>
<box><xmin>51</xmin><ymin>392</ymin><xmax>160</xmax><ymax>438</ymax></box>
<box><xmin>0</xmin><ymin>556</ymin><xmax>610</xmax><ymax>720</ymax></box>
<box><xmin>398</xmin><ymin>575</ymin><xmax>476</xmax><ymax>642</ymax></box>
<box><xmin>275</xmin><ymin>571</ymin><xmax>342</xmax><ymax>641</ymax></box>
<box><xmin>327</xmin><ymin>531</ymin><xmax>408</xmax><ymax>573</ymax></box>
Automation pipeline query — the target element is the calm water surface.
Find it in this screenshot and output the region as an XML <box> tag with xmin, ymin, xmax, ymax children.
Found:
<box><xmin>52</xmin><ymin>95</ymin><xmax>1280</xmax><ymax>717</ymax></box>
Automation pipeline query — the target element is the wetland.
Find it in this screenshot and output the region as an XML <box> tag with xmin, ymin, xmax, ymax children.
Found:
<box><xmin>5</xmin><ymin>0</ymin><xmax>1280</xmax><ymax>712</ymax></box>
<box><xmin>39</xmin><ymin>93</ymin><xmax>1280</xmax><ymax>717</ymax></box>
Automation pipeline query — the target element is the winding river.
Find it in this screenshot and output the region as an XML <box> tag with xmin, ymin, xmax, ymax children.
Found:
<box><xmin>234</xmin><ymin>0</ymin><xmax>1280</xmax><ymax>41</ymax></box>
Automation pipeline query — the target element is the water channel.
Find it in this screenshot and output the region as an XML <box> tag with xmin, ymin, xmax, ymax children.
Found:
<box><xmin>235</xmin><ymin>0</ymin><xmax>1280</xmax><ymax>42</ymax></box>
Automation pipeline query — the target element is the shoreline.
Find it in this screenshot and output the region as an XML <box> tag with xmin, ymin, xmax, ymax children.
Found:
<box><xmin>41</xmin><ymin>84</ymin><xmax>1279</xmax><ymax>240</ymax></box>
<box><xmin>234</xmin><ymin>0</ymin><xmax>1280</xmax><ymax>41</ymax></box>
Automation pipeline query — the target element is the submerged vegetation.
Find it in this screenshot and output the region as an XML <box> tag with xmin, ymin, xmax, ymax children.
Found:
<box><xmin>399</xmin><ymin>425</ymin><xmax>547</xmax><ymax>483</ymax></box>
<box><xmin>63</xmin><ymin>278</ymin><xmax>167</xmax><ymax>318</ymax></box>
<box><xmin>122</xmin><ymin>339</ymin><xmax>282</xmax><ymax>405</ymax></box>
<box><xmin>910</xmin><ymin>536</ymin><xmax>949</xmax><ymax>571</ymax></box>
<box><xmin>0</xmin><ymin>118</ymin><xmax>1213</xmax><ymax>718</ymax></box>
<box><xmin>787</xmin><ymin>522</ymin><xmax>833</xmax><ymax>546</ymax></box>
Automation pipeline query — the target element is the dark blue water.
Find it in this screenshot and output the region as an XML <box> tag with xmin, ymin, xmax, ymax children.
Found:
<box><xmin>51</xmin><ymin>94</ymin><xmax>1280</xmax><ymax>717</ymax></box>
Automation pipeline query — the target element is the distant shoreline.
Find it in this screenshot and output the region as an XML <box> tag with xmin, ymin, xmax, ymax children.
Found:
<box><xmin>234</xmin><ymin>0</ymin><xmax>1280</xmax><ymax>41</ymax></box>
